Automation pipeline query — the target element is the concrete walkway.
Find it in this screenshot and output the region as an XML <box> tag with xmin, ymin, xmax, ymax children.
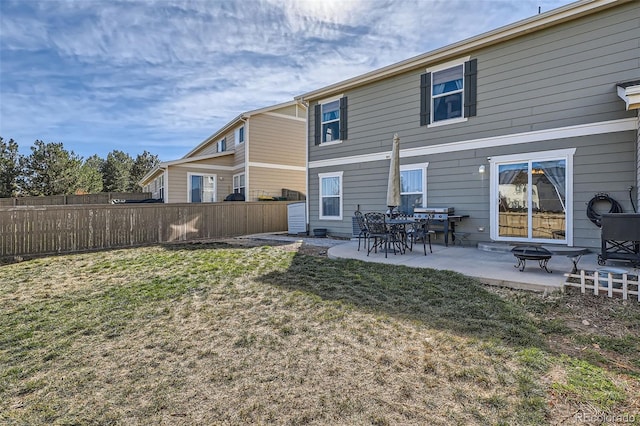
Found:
<box><xmin>246</xmin><ymin>233</ymin><xmax>638</xmax><ymax>292</ymax></box>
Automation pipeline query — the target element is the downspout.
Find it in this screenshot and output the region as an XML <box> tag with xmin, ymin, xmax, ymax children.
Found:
<box><xmin>297</xmin><ymin>99</ymin><xmax>310</xmax><ymax>235</ymax></box>
<box><xmin>163</xmin><ymin>167</ymin><xmax>168</xmax><ymax>203</ymax></box>
<box><xmin>240</xmin><ymin>116</ymin><xmax>248</xmax><ymax>201</ymax></box>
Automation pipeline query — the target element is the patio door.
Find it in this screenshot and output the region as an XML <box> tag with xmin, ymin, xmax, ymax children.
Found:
<box><xmin>490</xmin><ymin>149</ymin><xmax>574</xmax><ymax>244</ymax></box>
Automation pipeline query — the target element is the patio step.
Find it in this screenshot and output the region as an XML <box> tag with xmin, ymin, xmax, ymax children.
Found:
<box><xmin>477</xmin><ymin>242</ymin><xmax>514</xmax><ymax>253</ymax></box>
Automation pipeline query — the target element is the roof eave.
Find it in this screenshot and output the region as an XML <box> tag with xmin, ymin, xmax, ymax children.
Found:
<box><xmin>296</xmin><ymin>0</ymin><xmax>631</xmax><ymax>102</ymax></box>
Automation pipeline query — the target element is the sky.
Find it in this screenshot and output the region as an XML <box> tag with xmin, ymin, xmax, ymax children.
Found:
<box><xmin>0</xmin><ymin>0</ymin><xmax>575</xmax><ymax>162</ymax></box>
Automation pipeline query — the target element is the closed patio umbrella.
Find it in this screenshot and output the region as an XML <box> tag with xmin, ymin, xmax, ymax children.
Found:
<box><xmin>386</xmin><ymin>133</ymin><xmax>401</xmax><ymax>213</ymax></box>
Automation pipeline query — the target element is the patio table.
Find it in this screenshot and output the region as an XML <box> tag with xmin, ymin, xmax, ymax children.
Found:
<box><xmin>386</xmin><ymin>218</ymin><xmax>415</xmax><ymax>253</ymax></box>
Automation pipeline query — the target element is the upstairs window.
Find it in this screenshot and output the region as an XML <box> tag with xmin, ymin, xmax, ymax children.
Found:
<box><xmin>216</xmin><ymin>138</ymin><xmax>226</xmax><ymax>153</ymax></box>
<box><xmin>432</xmin><ymin>65</ymin><xmax>463</xmax><ymax>122</ymax></box>
<box><xmin>314</xmin><ymin>97</ymin><xmax>348</xmax><ymax>144</ymax></box>
<box><xmin>321</xmin><ymin>100</ymin><xmax>340</xmax><ymax>142</ymax></box>
<box><xmin>235</xmin><ymin>126</ymin><xmax>244</xmax><ymax>144</ymax></box>
<box><xmin>420</xmin><ymin>58</ymin><xmax>477</xmax><ymax>126</ymax></box>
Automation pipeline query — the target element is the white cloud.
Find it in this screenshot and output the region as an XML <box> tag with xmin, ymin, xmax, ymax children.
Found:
<box><xmin>0</xmin><ymin>0</ymin><xmax>575</xmax><ymax>160</ymax></box>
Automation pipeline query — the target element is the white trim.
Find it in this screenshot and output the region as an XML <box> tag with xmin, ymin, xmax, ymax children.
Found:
<box><xmin>318</xmin><ymin>94</ymin><xmax>344</xmax><ymax>104</ymax></box>
<box><xmin>400</xmin><ymin>162</ymin><xmax>429</xmax><ymax>210</ymax></box>
<box><xmin>163</xmin><ymin>151</ymin><xmax>234</xmax><ymax>167</ymax></box>
<box><xmin>319</xmin><ymin>139</ymin><xmax>343</xmax><ymax>147</ymax></box>
<box><xmin>234</xmin><ymin>125</ymin><xmax>245</xmax><ymax>145</ymax></box>
<box><xmin>309</xmin><ymin>118</ymin><xmax>637</xmax><ymax>169</ymax></box>
<box><xmin>427</xmin><ymin>117</ymin><xmax>468</xmax><ymax>128</ymax></box>
<box><xmin>262</xmin><ymin>111</ymin><xmax>307</xmax><ymax>122</ymax></box>
<box><xmin>233</xmin><ymin>172</ymin><xmax>246</xmax><ymax>195</ymax></box>
<box><xmin>617</xmin><ymin>84</ymin><xmax>640</xmax><ymax>111</ymax></box>
<box><xmin>163</xmin><ymin>169</ymin><xmax>169</xmax><ymax>203</ymax></box>
<box><xmin>319</xmin><ymin>97</ymin><xmax>343</xmax><ymax>145</ymax></box>
<box><xmin>318</xmin><ymin>171</ymin><xmax>343</xmax><ymax>220</ymax></box>
<box><xmin>247</xmin><ymin>162</ymin><xmax>306</xmax><ymax>172</ymax></box>
<box><xmin>187</xmin><ymin>172</ymin><xmax>217</xmax><ymax>203</ymax></box>
<box><xmin>245</xmin><ymin>119</ymin><xmax>250</xmax><ymax>200</ymax></box>
<box><xmin>489</xmin><ymin>148</ymin><xmax>575</xmax><ymax>245</ymax></box>
<box><xmin>173</xmin><ymin>163</ymin><xmax>235</xmax><ymax>171</ymax></box>
<box><xmin>426</xmin><ymin>56</ymin><xmax>470</xmax><ymax>73</ymax></box>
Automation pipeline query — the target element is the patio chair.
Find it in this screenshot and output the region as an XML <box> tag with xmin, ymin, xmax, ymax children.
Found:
<box><xmin>406</xmin><ymin>217</ymin><xmax>434</xmax><ymax>255</ymax></box>
<box><xmin>364</xmin><ymin>212</ymin><xmax>402</xmax><ymax>258</ymax></box>
<box><xmin>353</xmin><ymin>210</ymin><xmax>369</xmax><ymax>251</ymax></box>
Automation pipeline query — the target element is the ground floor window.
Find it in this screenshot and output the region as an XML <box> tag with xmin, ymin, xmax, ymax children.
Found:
<box><xmin>188</xmin><ymin>173</ymin><xmax>216</xmax><ymax>203</ymax></box>
<box><xmin>400</xmin><ymin>163</ymin><xmax>428</xmax><ymax>214</ymax></box>
<box><xmin>319</xmin><ymin>171</ymin><xmax>343</xmax><ymax>220</ymax></box>
<box><xmin>233</xmin><ymin>173</ymin><xmax>245</xmax><ymax>196</ymax></box>
<box><xmin>490</xmin><ymin>149</ymin><xmax>575</xmax><ymax>244</ymax></box>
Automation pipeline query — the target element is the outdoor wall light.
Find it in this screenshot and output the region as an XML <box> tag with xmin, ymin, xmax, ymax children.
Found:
<box><xmin>478</xmin><ymin>165</ymin><xmax>486</xmax><ymax>174</ymax></box>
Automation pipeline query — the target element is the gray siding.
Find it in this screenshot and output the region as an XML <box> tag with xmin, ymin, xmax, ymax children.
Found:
<box><xmin>307</xmin><ymin>1</ymin><xmax>640</xmax><ymax>248</ymax></box>
<box><xmin>308</xmin><ymin>3</ymin><xmax>638</xmax><ymax>160</ymax></box>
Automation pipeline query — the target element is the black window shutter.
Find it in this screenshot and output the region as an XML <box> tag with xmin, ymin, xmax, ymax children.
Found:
<box><xmin>464</xmin><ymin>59</ymin><xmax>478</xmax><ymax>118</ymax></box>
<box><xmin>420</xmin><ymin>72</ymin><xmax>431</xmax><ymax>126</ymax></box>
<box><xmin>339</xmin><ymin>96</ymin><xmax>348</xmax><ymax>141</ymax></box>
<box><xmin>314</xmin><ymin>104</ymin><xmax>321</xmax><ymax>145</ymax></box>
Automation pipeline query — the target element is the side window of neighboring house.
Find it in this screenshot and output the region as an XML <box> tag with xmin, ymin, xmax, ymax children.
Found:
<box><xmin>235</xmin><ymin>126</ymin><xmax>244</xmax><ymax>145</ymax></box>
<box><xmin>157</xmin><ymin>174</ymin><xmax>164</xmax><ymax>200</ymax></box>
<box><xmin>420</xmin><ymin>58</ymin><xmax>477</xmax><ymax>126</ymax></box>
<box><xmin>188</xmin><ymin>173</ymin><xmax>216</xmax><ymax>203</ymax></box>
<box><xmin>314</xmin><ymin>97</ymin><xmax>348</xmax><ymax>145</ymax></box>
<box><xmin>217</xmin><ymin>138</ymin><xmax>226</xmax><ymax>153</ymax></box>
<box><xmin>400</xmin><ymin>163</ymin><xmax>428</xmax><ymax>214</ymax></box>
<box><xmin>233</xmin><ymin>173</ymin><xmax>245</xmax><ymax>195</ymax></box>
<box><xmin>318</xmin><ymin>171</ymin><xmax>343</xmax><ymax>220</ymax></box>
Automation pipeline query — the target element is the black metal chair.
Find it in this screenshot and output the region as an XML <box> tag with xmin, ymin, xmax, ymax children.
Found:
<box><xmin>364</xmin><ymin>212</ymin><xmax>401</xmax><ymax>258</ymax></box>
<box><xmin>406</xmin><ymin>217</ymin><xmax>434</xmax><ymax>255</ymax></box>
<box><xmin>353</xmin><ymin>210</ymin><xmax>369</xmax><ymax>251</ymax></box>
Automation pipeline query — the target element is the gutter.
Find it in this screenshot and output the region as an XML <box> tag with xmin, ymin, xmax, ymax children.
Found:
<box><xmin>296</xmin><ymin>0</ymin><xmax>631</xmax><ymax>102</ymax></box>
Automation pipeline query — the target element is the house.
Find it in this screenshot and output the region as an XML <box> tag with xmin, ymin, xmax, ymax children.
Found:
<box><xmin>297</xmin><ymin>0</ymin><xmax>639</xmax><ymax>249</ymax></box>
<box><xmin>140</xmin><ymin>100</ymin><xmax>307</xmax><ymax>203</ymax></box>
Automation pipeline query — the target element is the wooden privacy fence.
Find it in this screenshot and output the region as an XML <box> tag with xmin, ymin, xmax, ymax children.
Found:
<box><xmin>0</xmin><ymin>202</ymin><xmax>294</xmax><ymax>258</ymax></box>
<box><xmin>0</xmin><ymin>192</ymin><xmax>153</xmax><ymax>207</ymax></box>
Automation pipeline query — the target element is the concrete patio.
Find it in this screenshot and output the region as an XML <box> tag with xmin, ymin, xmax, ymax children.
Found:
<box><xmin>248</xmin><ymin>233</ymin><xmax>640</xmax><ymax>293</ymax></box>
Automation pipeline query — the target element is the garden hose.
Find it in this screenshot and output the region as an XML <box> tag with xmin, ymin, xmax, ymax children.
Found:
<box><xmin>586</xmin><ymin>193</ymin><xmax>623</xmax><ymax>228</ymax></box>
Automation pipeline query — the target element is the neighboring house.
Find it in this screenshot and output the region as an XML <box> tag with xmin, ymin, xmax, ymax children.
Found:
<box><xmin>297</xmin><ymin>0</ymin><xmax>639</xmax><ymax>249</ymax></box>
<box><xmin>140</xmin><ymin>100</ymin><xmax>307</xmax><ymax>203</ymax></box>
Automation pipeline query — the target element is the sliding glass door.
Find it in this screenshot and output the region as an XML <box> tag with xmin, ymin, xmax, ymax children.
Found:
<box><xmin>491</xmin><ymin>149</ymin><xmax>574</xmax><ymax>244</ymax></box>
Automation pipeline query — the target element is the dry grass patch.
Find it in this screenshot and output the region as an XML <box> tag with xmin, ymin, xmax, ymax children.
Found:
<box><xmin>1</xmin><ymin>240</ymin><xmax>638</xmax><ymax>425</ymax></box>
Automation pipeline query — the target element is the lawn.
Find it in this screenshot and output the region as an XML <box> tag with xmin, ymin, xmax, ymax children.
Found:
<box><xmin>1</xmin><ymin>239</ymin><xmax>638</xmax><ymax>425</ymax></box>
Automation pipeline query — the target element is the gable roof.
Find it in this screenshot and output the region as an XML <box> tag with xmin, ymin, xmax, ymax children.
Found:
<box><xmin>296</xmin><ymin>0</ymin><xmax>631</xmax><ymax>102</ymax></box>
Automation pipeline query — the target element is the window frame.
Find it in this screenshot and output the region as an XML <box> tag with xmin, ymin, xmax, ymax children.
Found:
<box><xmin>216</xmin><ymin>138</ymin><xmax>226</xmax><ymax>153</ymax></box>
<box><xmin>233</xmin><ymin>172</ymin><xmax>245</xmax><ymax>196</ymax></box>
<box><xmin>489</xmin><ymin>148</ymin><xmax>575</xmax><ymax>245</ymax></box>
<box><xmin>157</xmin><ymin>174</ymin><xmax>164</xmax><ymax>201</ymax></box>
<box><xmin>427</xmin><ymin>57</ymin><xmax>469</xmax><ymax>127</ymax></box>
<box><xmin>187</xmin><ymin>172</ymin><xmax>217</xmax><ymax>203</ymax></box>
<box><xmin>318</xmin><ymin>96</ymin><xmax>343</xmax><ymax>146</ymax></box>
<box><xmin>318</xmin><ymin>171</ymin><xmax>343</xmax><ymax>220</ymax></box>
<box><xmin>235</xmin><ymin>126</ymin><xmax>244</xmax><ymax>145</ymax></box>
<box><xmin>400</xmin><ymin>162</ymin><xmax>429</xmax><ymax>214</ymax></box>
